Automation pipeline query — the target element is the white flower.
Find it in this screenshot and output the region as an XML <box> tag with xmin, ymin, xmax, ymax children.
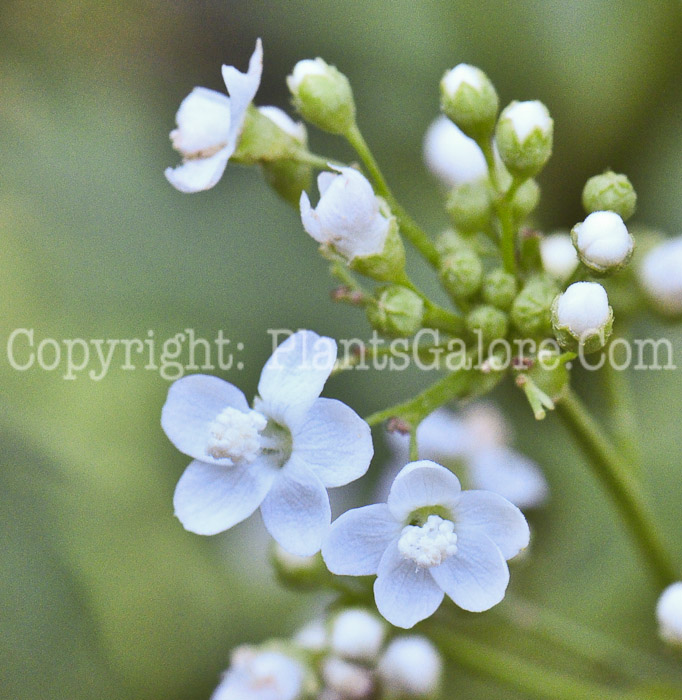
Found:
<box><xmin>385</xmin><ymin>406</ymin><xmax>548</xmax><ymax>510</ymax></box>
<box><xmin>377</xmin><ymin>636</ymin><xmax>442</xmax><ymax>697</ymax></box>
<box><xmin>540</xmin><ymin>232</ymin><xmax>579</xmax><ymax>282</ymax></box>
<box><xmin>211</xmin><ymin>646</ymin><xmax>305</xmax><ymax>700</ymax></box>
<box><xmin>165</xmin><ymin>39</ymin><xmax>263</xmax><ymax>193</ymax></box>
<box><xmin>300</xmin><ymin>166</ymin><xmax>391</xmax><ymax>261</ymax></box>
<box><xmin>330</xmin><ymin>608</ymin><xmax>385</xmax><ymax>662</ymax></box>
<box><xmin>502</xmin><ymin>100</ymin><xmax>552</xmax><ymax>142</ymax></box>
<box><xmin>258</xmin><ymin>106</ymin><xmax>308</xmax><ymax>145</ymax></box>
<box><xmin>322</xmin><ymin>460</ymin><xmax>530</xmax><ymax>628</ymax></box>
<box><xmin>572</xmin><ymin>210</ymin><xmax>633</xmax><ymax>272</ymax></box>
<box><xmin>161</xmin><ymin>330</ymin><xmax>373</xmax><ymax>555</ymax></box>
<box><xmin>656</xmin><ymin>582</ymin><xmax>682</xmax><ymax>645</ymax></box>
<box><xmin>422</xmin><ymin>116</ymin><xmax>488</xmax><ymax>188</ymax></box>
<box><xmin>638</xmin><ymin>236</ymin><xmax>682</xmax><ymax>316</ymax></box>
<box><xmin>555</xmin><ymin>281</ymin><xmax>610</xmax><ymax>338</ymax></box>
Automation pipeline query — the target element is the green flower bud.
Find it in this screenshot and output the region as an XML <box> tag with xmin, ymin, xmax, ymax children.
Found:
<box><xmin>511</xmin><ymin>178</ymin><xmax>541</xmax><ymax>222</ymax></box>
<box><xmin>261</xmin><ymin>159</ymin><xmax>312</xmax><ymax>206</ymax></box>
<box><xmin>366</xmin><ymin>285</ymin><xmax>424</xmax><ymax>337</ymax></box>
<box><xmin>466</xmin><ymin>304</ymin><xmax>508</xmax><ymax>345</ymax></box>
<box><xmin>351</xmin><ymin>217</ymin><xmax>407</xmax><ymax>283</ymax></box>
<box><xmin>511</xmin><ymin>275</ymin><xmax>559</xmax><ymax>337</ymax></box>
<box><xmin>287</xmin><ymin>58</ymin><xmax>355</xmax><ymax>135</ymax></box>
<box><xmin>439</xmin><ymin>246</ymin><xmax>483</xmax><ymax>300</ymax></box>
<box><xmin>233</xmin><ymin>105</ymin><xmax>308</xmax><ymax>164</ymax></box>
<box><xmin>435</xmin><ymin>228</ymin><xmax>467</xmax><ymax>257</ymax></box>
<box><xmin>440</xmin><ymin>64</ymin><xmax>499</xmax><ymax>140</ymax></box>
<box><xmin>551</xmin><ymin>282</ymin><xmax>613</xmax><ymax>354</ymax></box>
<box><xmin>495</xmin><ymin>101</ymin><xmax>553</xmax><ymax>178</ymax></box>
<box><xmin>482</xmin><ymin>268</ymin><xmax>518</xmax><ymax>310</ymax></box>
<box><xmin>582</xmin><ymin>171</ymin><xmax>637</xmax><ymax>221</ymax></box>
<box><xmin>446</xmin><ymin>180</ymin><xmax>493</xmax><ymax>232</ymax></box>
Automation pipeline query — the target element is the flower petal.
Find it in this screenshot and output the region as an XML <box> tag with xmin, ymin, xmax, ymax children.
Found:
<box><xmin>293</xmin><ymin>398</ymin><xmax>373</xmax><ymax>487</ymax></box>
<box><xmin>260</xmin><ymin>455</ymin><xmax>331</xmax><ymax>556</ymax></box>
<box><xmin>322</xmin><ymin>504</ymin><xmax>401</xmax><ymax>576</ymax></box>
<box><xmin>468</xmin><ymin>446</ymin><xmax>549</xmax><ymax>510</ymax></box>
<box><xmin>173</xmin><ymin>458</ymin><xmax>275</xmax><ymax>535</ymax></box>
<box><xmin>161</xmin><ymin>374</ymin><xmax>249</xmax><ymax>462</ymax></box>
<box><xmin>170</xmin><ymin>87</ymin><xmax>231</xmax><ymax>158</ymax></box>
<box><xmin>387</xmin><ymin>460</ymin><xmax>461</xmax><ymax>522</ymax></box>
<box><xmin>416</xmin><ymin>408</ymin><xmax>471</xmax><ymax>460</ymax></box>
<box><xmin>429</xmin><ymin>528</ymin><xmax>509</xmax><ymax>612</ymax></box>
<box><xmin>164</xmin><ymin>148</ymin><xmax>231</xmax><ymax>193</ymax></box>
<box><xmin>453</xmin><ymin>489</ymin><xmax>530</xmax><ymax>559</ymax></box>
<box><xmin>374</xmin><ymin>540</ymin><xmax>444</xmax><ymax>628</ymax></box>
<box><xmin>300</xmin><ymin>190</ymin><xmax>325</xmax><ymax>244</ymax></box>
<box><xmin>222</xmin><ymin>38</ymin><xmax>263</xmax><ymax>159</ymax></box>
<box><xmin>257</xmin><ymin>330</ymin><xmax>337</xmax><ymax>428</ymax></box>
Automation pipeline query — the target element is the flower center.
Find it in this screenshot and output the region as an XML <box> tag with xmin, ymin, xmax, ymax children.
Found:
<box><xmin>206</xmin><ymin>407</ymin><xmax>268</xmax><ymax>462</ymax></box>
<box><xmin>398</xmin><ymin>514</ymin><xmax>458</xmax><ymax>568</ymax></box>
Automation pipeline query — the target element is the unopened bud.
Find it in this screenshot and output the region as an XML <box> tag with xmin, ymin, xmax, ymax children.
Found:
<box><xmin>440</xmin><ymin>64</ymin><xmax>499</xmax><ymax>140</ymax></box>
<box><xmin>482</xmin><ymin>268</ymin><xmax>518</xmax><ymax>310</ymax></box>
<box><xmin>495</xmin><ymin>100</ymin><xmax>553</xmax><ymax>178</ymax></box>
<box><xmin>571</xmin><ymin>211</ymin><xmax>634</xmax><ymax>274</ymax></box>
<box><xmin>330</xmin><ymin>608</ymin><xmax>385</xmax><ymax>662</ymax></box>
<box><xmin>467</xmin><ymin>304</ymin><xmax>509</xmax><ymax>345</ymax></box>
<box><xmin>638</xmin><ymin>236</ymin><xmax>682</xmax><ymax>317</ymax></box>
<box><xmin>540</xmin><ymin>232</ymin><xmax>579</xmax><ymax>282</ymax></box>
<box><xmin>582</xmin><ymin>171</ymin><xmax>636</xmax><ymax>221</ymax></box>
<box><xmin>378</xmin><ymin>636</ymin><xmax>442</xmax><ymax>697</ymax></box>
<box><xmin>510</xmin><ymin>275</ymin><xmax>559</xmax><ymax>337</ymax></box>
<box><xmin>367</xmin><ymin>286</ymin><xmax>424</xmax><ymax>337</ymax></box>
<box><xmin>446</xmin><ymin>179</ymin><xmax>493</xmax><ymax>232</ymax></box>
<box><xmin>656</xmin><ymin>582</ymin><xmax>682</xmax><ymax>647</ymax></box>
<box><xmin>551</xmin><ymin>281</ymin><xmax>613</xmax><ymax>353</ymax></box>
<box><xmin>440</xmin><ymin>246</ymin><xmax>484</xmax><ymax>300</ymax></box>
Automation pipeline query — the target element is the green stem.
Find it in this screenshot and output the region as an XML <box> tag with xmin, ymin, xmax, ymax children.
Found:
<box><xmin>602</xmin><ymin>360</ymin><xmax>641</xmax><ymax>472</ymax></box>
<box><xmin>480</xmin><ymin>139</ymin><xmax>520</xmax><ymax>275</ymax></box>
<box><xmin>556</xmin><ymin>388</ymin><xmax>677</xmax><ymax>587</ymax></box>
<box><xmin>501</xmin><ymin>594</ymin><xmax>674</xmax><ymax>682</ymax></box>
<box><xmin>345</xmin><ymin>123</ymin><xmax>441</xmax><ymax>268</ymax></box>
<box><xmin>428</xmin><ymin>625</ymin><xmax>646</xmax><ymax>700</ymax></box>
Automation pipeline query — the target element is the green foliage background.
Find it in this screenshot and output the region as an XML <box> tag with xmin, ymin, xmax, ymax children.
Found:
<box><xmin>2</xmin><ymin>1</ymin><xmax>682</xmax><ymax>698</ymax></box>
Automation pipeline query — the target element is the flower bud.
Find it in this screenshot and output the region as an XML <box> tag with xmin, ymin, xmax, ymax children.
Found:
<box><xmin>510</xmin><ymin>275</ymin><xmax>559</xmax><ymax>337</ymax></box>
<box><xmin>423</xmin><ymin>116</ymin><xmax>488</xmax><ymax>187</ymax></box>
<box><xmin>435</xmin><ymin>228</ymin><xmax>468</xmax><ymax>257</ymax></box>
<box><xmin>638</xmin><ymin>236</ymin><xmax>682</xmax><ymax>317</ymax></box>
<box><xmin>582</xmin><ymin>171</ymin><xmax>637</xmax><ymax>221</ymax></box>
<box><xmin>377</xmin><ymin>636</ymin><xmax>442</xmax><ymax>697</ymax></box>
<box><xmin>294</xmin><ymin>620</ymin><xmax>328</xmax><ymax>653</ymax></box>
<box><xmin>495</xmin><ymin>100</ymin><xmax>553</xmax><ymax>178</ymax></box>
<box><xmin>540</xmin><ymin>232</ymin><xmax>579</xmax><ymax>282</ymax></box>
<box><xmin>300</xmin><ymin>166</ymin><xmax>392</xmax><ymax>262</ymax></box>
<box><xmin>571</xmin><ymin>211</ymin><xmax>634</xmax><ymax>274</ymax></box>
<box><xmin>330</xmin><ymin>608</ymin><xmax>385</xmax><ymax>662</ymax></box>
<box><xmin>656</xmin><ymin>582</ymin><xmax>682</xmax><ymax>646</ymax></box>
<box><xmin>440</xmin><ymin>64</ymin><xmax>499</xmax><ymax>140</ymax></box>
<box><xmin>367</xmin><ymin>286</ymin><xmax>424</xmax><ymax>337</ymax></box>
<box><xmin>551</xmin><ymin>282</ymin><xmax>613</xmax><ymax>353</ymax></box>
<box><xmin>482</xmin><ymin>268</ymin><xmax>518</xmax><ymax>310</ymax></box>
<box><xmin>446</xmin><ymin>179</ymin><xmax>493</xmax><ymax>232</ymax></box>
<box><xmin>287</xmin><ymin>58</ymin><xmax>355</xmax><ymax>134</ymax></box>
<box><xmin>466</xmin><ymin>304</ymin><xmax>509</xmax><ymax>345</ymax></box>
<box><xmin>322</xmin><ymin>658</ymin><xmax>374</xmax><ymax>700</ymax></box>
<box><xmin>439</xmin><ymin>246</ymin><xmax>484</xmax><ymax>300</ymax></box>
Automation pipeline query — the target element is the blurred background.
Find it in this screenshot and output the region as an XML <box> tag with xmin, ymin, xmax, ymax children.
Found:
<box><xmin>2</xmin><ymin>1</ymin><xmax>682</xmax><ymax>698</ymax></box>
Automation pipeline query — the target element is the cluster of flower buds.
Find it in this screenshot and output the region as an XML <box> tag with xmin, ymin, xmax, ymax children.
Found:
<box><xmin>209</xmin><ymin>607</ymin><xmax>443</xmax><ymax>700</ymax></box>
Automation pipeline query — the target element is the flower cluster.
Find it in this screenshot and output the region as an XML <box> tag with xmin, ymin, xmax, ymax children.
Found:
<box><xmin>161</xmin><ymin>38</ymin><xmax>682</xmax><ymax>700</ymax></box>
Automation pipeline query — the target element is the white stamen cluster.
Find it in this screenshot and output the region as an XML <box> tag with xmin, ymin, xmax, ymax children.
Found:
<box><xmin>207</xmin><ymin>407</ymin><xmax>267</xmax><ymax>462</ymax></box>
<box><xmin>398</xmin><ymin>515</ymin><xmax>458</xmax><ymax>568</ymax></box>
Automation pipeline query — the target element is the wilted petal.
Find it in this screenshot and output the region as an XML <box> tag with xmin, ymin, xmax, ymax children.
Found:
<box><xmin>173</xmin><ymin>458</ymin><xmax>275</xmax><ymax>535</ymax></box>
<box><xmin>257</xmin><ymin>330</ymin><xmax>337</xmax><ymax>428</ymax></box>
<box><xmin>430</xmin><ymin>528</ymin><xmax>509</xmax><ymax>612</ymax></box>
<box><xmin>387</xmin><ymin>460</ymin><xmax>461</xmax><ymax>522</ymax></box>
<box><xmin>374</xmin><ymin>540</ymin><xmax>444</xmax><ymax>628</ymax></box>
<box><xmin>164</xmin><ymin>148</ymin><xmax>231</xmax><ymax>193</ymax></box>
<box><xmin>161</xmin><ymin>374</ymin><xmax>249</xmax><ymax>462</ymax></box>
<box><xmin>293</xmin><ymin>398</ymin><xmax>373</xmax><ymax>487</ymax></box>
<box><xmin>260</xmin><ymin>455</ymin><xmax>331</xmax><ymax>556</ymax></box>
<box><xmin>322</xmin><ymin>504</ymin><xmax>400</xmax><ymax>576</ymax></box>
<box><xmin>222</xmin><ymin>38</ymin><xmax>263</xmax><ymax>159</ymax></box>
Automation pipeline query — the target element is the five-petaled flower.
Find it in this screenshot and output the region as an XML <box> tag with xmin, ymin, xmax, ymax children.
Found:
<box><xmin>165</xmin><ymin>39</ymin><xmax>263</xmax><ymax>193</ymax></box>
<box><xmin>161</xmin><ymin>330</ymin><xmax>373</xmax><ymax>556</ymax></box>
<box><xmin>322</xmin><ymin>460</ymin><xmax>529</xmax><ymax>628</ymax></box>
